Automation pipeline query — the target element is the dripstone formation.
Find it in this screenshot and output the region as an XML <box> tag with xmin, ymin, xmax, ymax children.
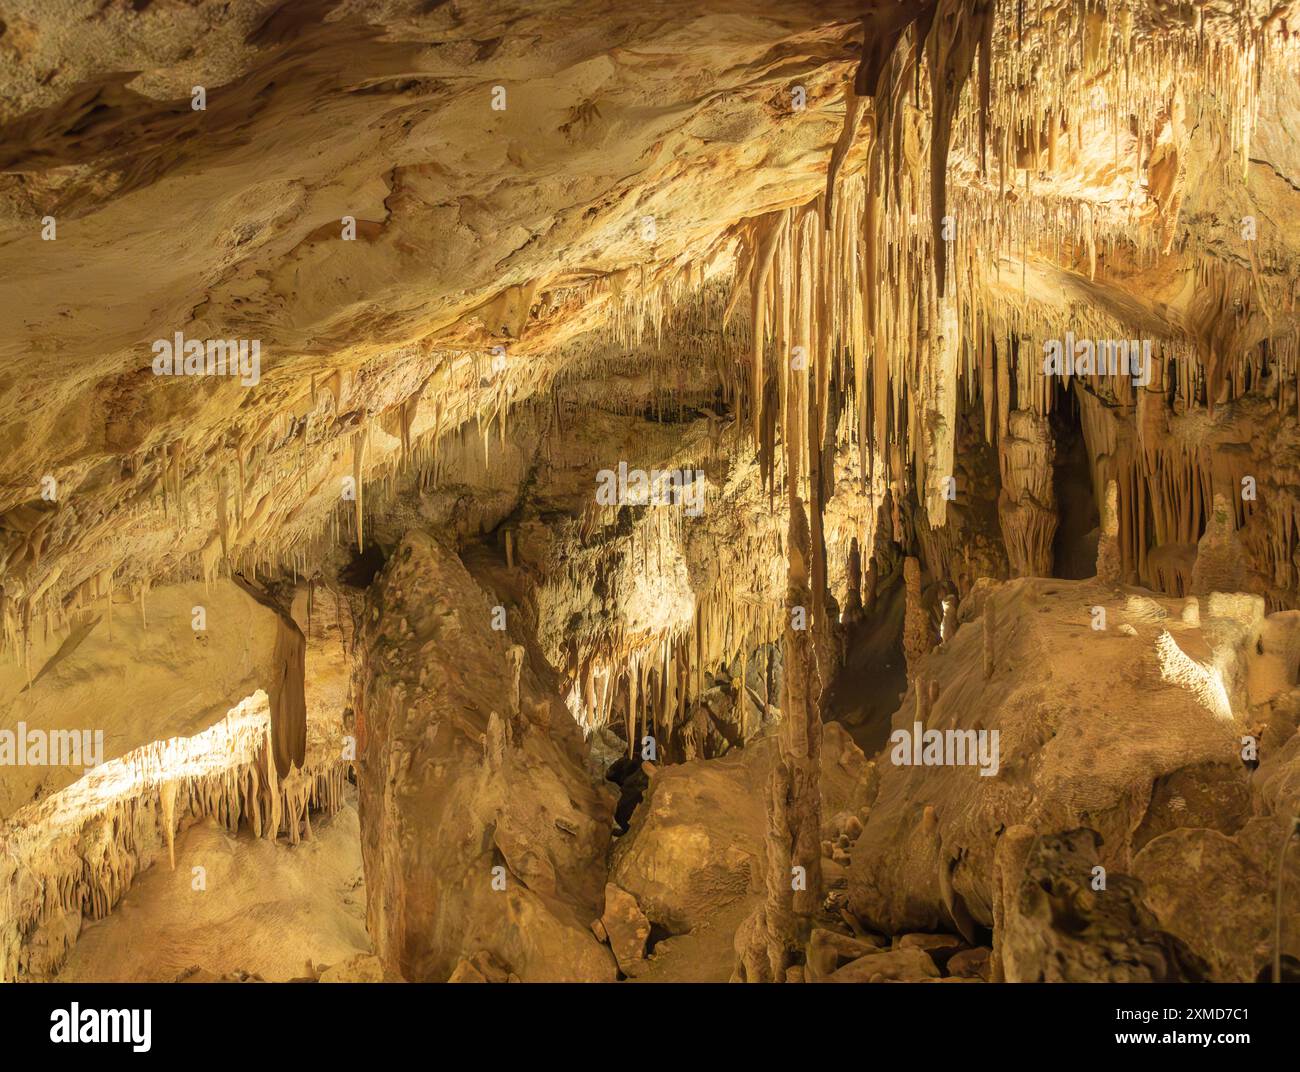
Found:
<box><xmin>1</xmin><ymin>0</ymin><xmax>1299</xmax><ymax>986</ymax></box>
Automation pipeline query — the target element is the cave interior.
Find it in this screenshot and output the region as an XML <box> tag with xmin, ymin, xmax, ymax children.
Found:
<box><xmin>2</xmin><ymin>0</ymin><xmax>1300</xmax><ymax>986</ymax></box>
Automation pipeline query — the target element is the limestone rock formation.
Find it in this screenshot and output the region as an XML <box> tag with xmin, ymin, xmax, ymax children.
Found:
<box><xmin>849</xmin><ymin>578</ymin><xmax>1254</xmax><ymax>949</ymax></box>
<box><xmin>828</xmin><ymin>946</ymin><xmax>940</xmax><ymax>983</ymax></box>
<box><xmin>611</xmin><ymin>724</ymin><xmax>871</xmax><ymax>941</ymax></box>
<box><xmin>356</xmin><ymin>531</ymin><xmax>615</xmax><ymax>982</ymax></box>
<box><xmin>998</xmin><ymin>829</ymin><xmax>1210</xmax><ymax>983</ymax></box>
<box><xmin>998</xmin><ymin>411</ymin><xmax>1058</xmax><ymax>578</ymax></box>
<box><xmin>600</xmin><ymin>882</ymin><xmax>651</xmax><ymax>978</ymax></box>
<box><xmin>1</xmin><ymin>0</ymin><xmax>1300</xmax><ymax>1002</ymax></box>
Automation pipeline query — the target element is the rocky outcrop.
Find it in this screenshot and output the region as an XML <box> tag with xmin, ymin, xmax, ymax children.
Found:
<box><xmin>610</xmin><ymin>744</ymin><xmax>766</xmax><ymax>935</ymax></box>
<box><xmin>1130</xmin><ymin>824</ymin><xmax>1286</xmax><ymax>982</ymax></box>
<box><xmin>828</xmin><ymin>946</ymin><xmax>940</xmax><ymax>982</ymax></box>
<box><xmin>998</xmin><ymin>828</ymin><xmax>1209</xmax><ymax>982</ymax></box>
<box><xmin>611</xmin><ymin>722</ymin><xmax>871</xmax><ymax>938</ymax></box>
<box><xmin>319</xmin><ymin>954</ymin><xmax>386</xmax><ymax>984</ymax></box>
<box><xmin>356</xmin><ymin>530</ymin><xmax>616</xmax><ymax>982</ymax></box>
<box><xmin>848</xmin><ymin>577</ymin><xmax>1259</xmax><ymax>952</ymax></box>
<box><xmin>600</xmin><ymin>882</ymin><xmax>651</xmax><ymax>978</ymax></box>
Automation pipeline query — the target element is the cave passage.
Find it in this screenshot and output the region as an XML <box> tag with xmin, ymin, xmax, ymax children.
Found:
<box><xmin>1</xmin><ymin>0</ymin><xmax>1299</xmax><ymax>999</ymax></box>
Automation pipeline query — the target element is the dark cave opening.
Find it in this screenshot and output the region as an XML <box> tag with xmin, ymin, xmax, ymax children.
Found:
<box><xmin>1050</xmin><ymin>387</ymin><xmax>1100</xmax><ymax>580</ymax></box>
<box><xmin>338</xmin><ymin>542</ymin><xmax>389</xmax><ymax>589</ymax></box>
<box><xmin>606</xmin><ymin>755</ymin><xmax>649</xmax><ymax>834</ymax></box>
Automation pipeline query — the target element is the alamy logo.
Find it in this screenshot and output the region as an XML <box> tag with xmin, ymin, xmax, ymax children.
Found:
<box><xmin>152</xmin><ymin>332</ymin><xmax>261</xmax><ymax>386</ymax></box>
<box><xmin>50</xmin><ymin>1004</ymin><xmax>151</xmax><ymax>1052</ymax></box>
<box><xmin>889</xmin><ymin>721</ymin><xmax>1000</xmax><ymax>777</ymax></box>
<box><xmin>0</xmin><ymin>723</ymin><xmax>103</xmax><ymax>769</ymax></box>
<box><xmin>595</xmin><ymin>461</ymin><xmax>705</xmax><ymax>517</ymax></box>
<box><xmin>1042</xmin><ymin>333</ymin><xmax>1151</xmax><ymax>387</ymax></box>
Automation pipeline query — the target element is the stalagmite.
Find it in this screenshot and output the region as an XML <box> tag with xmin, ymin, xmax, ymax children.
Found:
<box><xmin>983</xmin><ymin>593</ymin><xmax>996</xmax><ymax>680</ymax></box>
<box><xmin>991</xmin><ymin>825</ymin><xmax>1037</xmax><ymax>983</ymax></box>
<box><xmin>998</xmin><ymin>411</ymin><xmax>1058</xmax><ymax>577</ymax></box>
<box><xmin>1190</xmin><ymin>493</ymin><xmax>1248</xmax><ymax>597</ymax></box>
<box><xmin>903</xmin><ymin>557</ymin><xmax>933</xmax><ymax>682</ymax></box>
<box><xmin>0</xmin><ymin>0</ymin><xmax>1295</xmax><ymax>994</ymax></box>
<box><xmin>1096</xmin><ymin>479</ymin><xmax>1122</xmax><ymax>586</ymax></box>
<box><xmin>940</xmin><ymin>592</ymin><xmax>956</xmax><ymax>644</ymax></box>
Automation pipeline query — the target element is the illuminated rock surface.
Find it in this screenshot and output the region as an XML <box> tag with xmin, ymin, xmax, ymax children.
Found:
<box><xmin>1</xmin><ymin>0</ymin><xmax>1299</xmax><ymax>984</ymax></box>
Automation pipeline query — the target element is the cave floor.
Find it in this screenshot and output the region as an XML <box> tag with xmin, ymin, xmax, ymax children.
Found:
<box><xmin>56</xmin><ymin>794</ymin><xmax>368</xmax><ymax>983</ymax></box>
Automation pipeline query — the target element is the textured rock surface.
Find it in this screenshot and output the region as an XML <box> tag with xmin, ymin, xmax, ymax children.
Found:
<box><xmin>828</xmin><ymin>946</ymin><xmax>940</xmax><ymax>982</ymax></box>
<box><xmin>849</xmin><ymin>577</ymin><xmax>1255</xmax><ymax>939</ymax></box>
<box><xmin>1131</xmin><ymin>816</ymin><xmax>1300</xmax><ymax>982</ymax></box>
<box><xmin>612</xmin><ymin>722</ymin><xmax>870</xmax><ymax>936</ymax></box>
<box><xmin>946</xmin><ymin>946</ymin><xmax>991</xmax><ymax>980</ymax></box>
<box><xmin>998</xmin><ymin>829</ymin><xmax>1209</xmax><ymax>983</ymax></box>
<box><xmin>600</xmin><ymin>882</ymin><xmax>651</xmax><ymax>977</ymax></box>
<box><xmin>2</xmin><ymin>0</ymin><xmax>1300</xmax><ymax>988</ymax></box>
<box><xmin>318</xmin><ymin>953</ymin><xmax>386</xmax><ymax>984</ymax></box>
<box><xmin>356</xmin><ymin>529</ymin><xmax>615</xmax><ymax>981</ymax></box>
<box><xmin>610</xmin><ymin>742</ymin><xmax>767</xmax><ymax>934</ymax></box>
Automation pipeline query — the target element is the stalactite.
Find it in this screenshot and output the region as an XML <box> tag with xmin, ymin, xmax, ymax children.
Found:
<box><xmin>160</xmin><ymin>779</ymin><xmax>177</xmax><ymax>870</ymax></box>
<box><xmin>353</xmin><ymin>425</ymin><xmax>369</xmax><ymax>553</ymax></box>
<box><xmin>925</xmin><ymin>0</ymin><xmax>987</xmax><ymax>300</ymax></box>
<box><xmin>233</xmin><ymin>578</ymin><xmax>307</xmax><ymax>779</ymax></box>
<box><xmin>0</xmin><ymin>695</ymin><xmax>349</xmax><ymax>982</ymax></box>
<box><xmin>843</xmin><ymin>537</ymin><xmax>864</xmax><ymax>625</ymax></box>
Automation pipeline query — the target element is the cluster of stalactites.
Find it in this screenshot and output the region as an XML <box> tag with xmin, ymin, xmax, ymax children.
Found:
<box><xmin>971</xmin><ymin>0</ymin><xmax>1273</xmax><ymax>192</ymax></box>
<box><xmin>572</xmin><ymin>593</ymin><xmax>787</xmax><ymax>758</ymax></box>
<box><xmin>559</xmin><ymin>495</ymin><xmax>786</xmax><ymax>752</ymax></box>
<box><xmin>720</xmin><ymin>173</ymin><xmax>949</xmax><ymax>533</ymax></box>
<box><xmin>1071</xmin><ymin>385</ymin><xmax>1300</xmax><ymax>607</ymax></box>
<box><xmin>708</xmin><ymin>0</ymin><xmax>1290</xmax><ymax>550</ymax></box>
<box><xmin>0</xmin><ymin>699</ymin><xmax>350</xmax><ymax>982</ymax></box>
<box><xmin>555</xmin><ymin>279</ymin><xmax>753</xmax><ymax>421</ymax></box>
<box><xmin>0</xmin><ymin>326</ymin><xmax>560</xmax><ymax>662</ymax></box>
